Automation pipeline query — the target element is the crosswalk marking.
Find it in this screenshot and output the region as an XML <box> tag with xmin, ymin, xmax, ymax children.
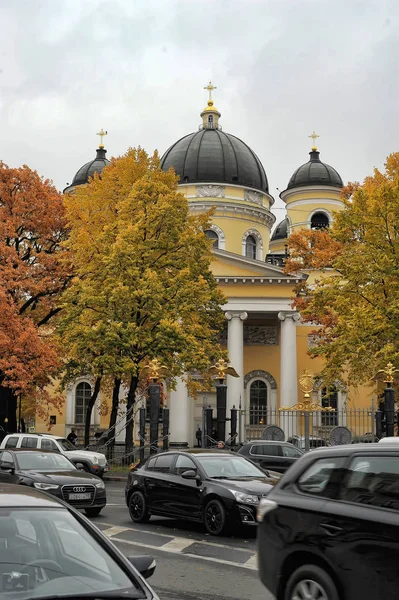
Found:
<box><xmin>102</xmin><ymin>526</ymin><xmax>130</xmax><ymax>537</ymax></box>
<box><xmin>243</xmin><ymin>552</ymin><xmax>258</xmax><ymax>569</ymax></box>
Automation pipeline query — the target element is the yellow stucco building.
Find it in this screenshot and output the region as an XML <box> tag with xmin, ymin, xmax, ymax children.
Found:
<box><xmin>37</xmin><ymin>91</ymin><xmax>375</xmax><ymax>446</ymax></box>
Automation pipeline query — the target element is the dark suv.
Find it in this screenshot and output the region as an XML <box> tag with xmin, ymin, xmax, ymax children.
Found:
<box><xmin>257</xmin><ymin>443</ymin><xmax>399</xmax><ymax>600</ymax></box>
<box><xmin>237</xmin><ymin>440</ymin><xmax>303</xmax><ymax>473</ymax></box>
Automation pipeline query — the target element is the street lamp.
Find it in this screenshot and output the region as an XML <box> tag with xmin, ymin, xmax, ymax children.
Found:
<box><xmin>373</xmin><ymin>362</ymin><xmax>399</xmax><ymax>438</ymax></box>
<box><xmin>208</xmin><ymin>358</ymin><xmax>239</xmax><ymax>444</ymax></box>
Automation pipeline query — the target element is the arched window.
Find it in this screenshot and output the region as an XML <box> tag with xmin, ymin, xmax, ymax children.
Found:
<box><xmin>311</xmin><ymin>212</ymin><xmax>329</xmax><ymax>230</ymax></box>
<box><xmin>321</xmin><ymin>385</ymin><xmax>338</xmax><ymax>426</ymax></box>
<box><xmin>75</xmin><ymin>382</ymin><xmax>92</xmax><ymax>424</ymax></box>
<box><xmin>245</xmin><ymin>235</ymin><xmax>257</xmax><ymax>259</ymax></box>
<box><xmin>208</xmin><ymin>115</ymin><xmax>214</xmax><ymax>128</ymax></box>
<box><xmin>250</xmin><ymin>380</ymin><xmax>267</xmax><ymax>425</ymax></box>
<box><xmin>205</xmin><ymin>229</ymin><xmax>219</xmax><ymax>248</ymax></box>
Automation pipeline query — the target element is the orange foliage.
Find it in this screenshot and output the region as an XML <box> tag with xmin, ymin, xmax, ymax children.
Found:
<box><xmin>0</xmin><ymin>162</ymin><xmax>69</xmax><ymax>416</ymax></box>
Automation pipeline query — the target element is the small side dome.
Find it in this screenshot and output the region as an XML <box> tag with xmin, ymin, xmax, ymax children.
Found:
<box><xmin>271</xmin><ymin>217</ymin><xmax>288</xmax><ymax>241</ymax></box>
<box><xmin>64</xmin><ymin>147</ymin><xmax>110</xmax><ymax>193</ymax></box>
<box><xmin>287</xmin><ymin>150</ymin><xmax>342</xmax><ymax>190</ymax></box>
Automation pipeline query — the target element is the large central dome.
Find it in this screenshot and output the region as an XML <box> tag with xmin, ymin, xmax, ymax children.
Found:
<box><xmin>160</xmin><ymin>99</ymin><xmax>268</xmax><ymax>193</ymax></box>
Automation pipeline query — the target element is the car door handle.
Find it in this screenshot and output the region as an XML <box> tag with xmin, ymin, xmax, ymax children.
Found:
<box><xmin>320</xmin><ymin>523</ymin><xmax>343</xmax><ymax>535</ymax></box>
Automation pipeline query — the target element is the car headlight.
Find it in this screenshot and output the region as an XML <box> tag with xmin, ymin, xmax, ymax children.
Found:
<box><xmin>33</xmin><ymin>482</ymin><xmax>60</xmax><ymax>491</ymax></box>
<box><xmin>91</xmin><ymin>456</ymin><xmax>99</xmax><ymax>464</ymax></box>
<box><xmin>95</xmin><ymin>480</ymin><xmax>105</xmax><ymax>489</ymax></box>
<box><xmin>230</xmin><ymin>490</ymin><xmax>259</xmax><ymax>505</ymax></box>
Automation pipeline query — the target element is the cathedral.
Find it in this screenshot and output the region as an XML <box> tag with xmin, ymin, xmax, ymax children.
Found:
<box><xmin>36</xmin><ymin>87</ymin><xmax>373</xmax><ymax>447</ymax></box>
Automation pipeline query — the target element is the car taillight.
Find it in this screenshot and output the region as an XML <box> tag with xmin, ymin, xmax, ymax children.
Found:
<box><xmin>257</xmin><ymin>498</ymin><xmax>278</xmax><ymax>522</ymax></box>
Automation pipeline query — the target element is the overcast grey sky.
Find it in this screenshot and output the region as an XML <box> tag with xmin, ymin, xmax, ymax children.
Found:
<box><xmin>0</xmin><ymin>0</ymin><xmax>398</xmax><ymax>219</ymax></box>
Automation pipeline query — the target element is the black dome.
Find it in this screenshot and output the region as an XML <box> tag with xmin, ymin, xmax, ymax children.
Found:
<box><xmin>160</xmin><ymin>129</ymin><xmax>268</xmax><ymax>193</ymax></box>
<box><xmin>287</xmin><ymin>150</ymin><xmax>342</xmax><ymax>190</ymax></box>
<box><xmin>271</xmin><ymin>217</ymin><xmax>288</xmax><ymax>241</ymax></box>
<box><xmin>65</xmin><ymin>148</ymin><xmax>110</xmax><ymax>192</ymax></box>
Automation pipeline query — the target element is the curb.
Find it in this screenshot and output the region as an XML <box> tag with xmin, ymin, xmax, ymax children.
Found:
<box><xmin>103</xmin><ymin>475</ymin><xmax>128</xmax><ymax>482</ymax></box>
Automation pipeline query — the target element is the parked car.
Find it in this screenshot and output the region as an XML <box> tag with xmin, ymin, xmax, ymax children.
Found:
<box><xmin>287</xmin><ymin>435</ymin><xmax>330</xmax><ymax>451</ymax></box>
<box><xmin>0</xmin><ymin>483</ymin><xmax>158</xmax><ymax>599</ymax></box>
<box><xmin>237</xmin><ymin>440</ymin><xmax>303</xmax><ymax>473</ymax></box>
<box><xmin>0</xmin><ymin>448</ymin><xmax>106</xmax><ymax>516</ymax></box>
<box><xmin>126</xmin><ymin>449</ymin><xmax>278</xmax><ymax>536</ymax></box>
<box><xmin>0</xmin><ymin>433</ymin><xmax>108</xmax><ymax>477</ymax></box>
<box><xmin>257</xmin><ymin>443</ymin><xmax>399</xmax><ymax>600</ymax></box>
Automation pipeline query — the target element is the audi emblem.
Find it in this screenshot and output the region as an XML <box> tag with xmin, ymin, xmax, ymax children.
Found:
<box><xmin>73</xmin><ymin>486</ymin><xmax>86</xmax><ymax>493</ymax></box>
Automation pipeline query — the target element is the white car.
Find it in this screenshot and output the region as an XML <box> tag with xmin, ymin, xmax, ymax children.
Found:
<box><xmin>0</xmin><ymin>433</ymin><xmax>108</xmax><ymax>477</ymax></box>
<box><xmin>378</xmin><ymin>437</ymin><xmax>399</xmax><ymax>444</ymax></box>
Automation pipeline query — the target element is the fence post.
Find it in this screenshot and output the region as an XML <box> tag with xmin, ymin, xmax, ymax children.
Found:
<box><xmin>216</xmin><ymin>383</ymin><xmax>227</xmax><ymax>442</ymax></box>
<box><xmin>162</xmin><ymin>408</ymin><xmax>169</xmax><ymax>452</ymax></box>
<box><xmin>139</xmin><ymin>407</ymin><xmax>146</xmax><ymax>464</ymax></box>
<box><xmin>204</xmin><ymin>406</ymin><xmax>213</xmax><ymax>448</ymax></box>
<box><xmin>230</xmin><ymin>406</ymin><xmax>237</xmax><ymax>445</ymax></box>
<box><xmin>149</xmin><ymin>382</ymin><xmax>161</xmax><ymax>454</ymax></box>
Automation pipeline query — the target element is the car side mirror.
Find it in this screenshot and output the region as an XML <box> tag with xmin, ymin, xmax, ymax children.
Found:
<box><xmin>128</xmin><ymin>555</ymin><xmax>156</xmax><ymax>579</ymax></box>
<box><xmin>181</xmin><ymin>469</ymin><xmax>197</xmax><ymax>480</ymax></box>
<box><xmin>0</xmin><ymin>463</ymin><xmax>14</xmax><ymax>473</ymax></box>
<box><xmin>75</xmin><ymin>463</ymin><xmax>85</xmax><ymax>471</ymax></box>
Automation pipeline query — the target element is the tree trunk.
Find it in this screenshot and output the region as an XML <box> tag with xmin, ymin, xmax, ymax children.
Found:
<box><xmin>125</xmin><ymin>375</ymin><xmax>138</xmax><ymax>456</ymax></box>
<box><xmin>84</xmin><ymin>376</ymin><xmax>102</xmax><ymax>447</ymax></box>
<box><xmin>107</xmin><ymin>377</ymin><xmax>121</xmax><ymax>459</ymax></box>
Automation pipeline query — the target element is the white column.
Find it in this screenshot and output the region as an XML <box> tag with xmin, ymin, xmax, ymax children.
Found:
<box><xmin>278</xmin><ymin>311</ymin><xmax>300</xmax><ymax>407</ymax></box>
<box><xmin>226</xmin><ymin>311</ymin><xmax>248</xmax><ymax>414</ymax></box>
<box><xmin>169</xmin><ymin>377</ymin><xmax>190</xmax><ymax>447</ymax></box>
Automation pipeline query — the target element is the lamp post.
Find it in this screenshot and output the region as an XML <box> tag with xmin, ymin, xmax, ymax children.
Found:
<box><xmin>208</xmin><ymin>359</ymin><xmax>239</xmax><ymax>444</ymax></box>
<box><xmin>143</xmin><ymin>359</ymin><xmax>169</xmax><ymax>455</ymax></box>
<box><xmin>280</xmin><ymin>369</ymin><xmax>333</xmax><ymax>451</ymax></box>
<box><xmin>373</xmin><ymin>363</ymin><xmax>399</xmax><ymax>438</ymax></box>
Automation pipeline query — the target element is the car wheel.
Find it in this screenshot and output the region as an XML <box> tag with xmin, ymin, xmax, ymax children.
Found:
<box><xmin>204</xmin><ymin>499</ymin><xmax>226</xmax><ymax>536</ymax></box>
<box><xmin>129</xmin><ymin>490</ymin><xmax>150</xmax><ymax>523</ymax></box>
<box><xmin>84</xmin><ymin>507</ymin><xmax>103</xmax><ymax>518</ymax></box>
<box><xmin>285</xmin><ymin>565</ymin><xmax>339</xmax><ymax>600</ymax></box>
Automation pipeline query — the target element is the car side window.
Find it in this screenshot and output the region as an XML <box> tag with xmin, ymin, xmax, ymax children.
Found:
<box><xmin>0</xmin><ymin>451</ymin><xmax>14</xmax><ymax>467</ymax></box>
<box><xmin>146</xmin><ymin>457</ymin><xmax>157</xmax><ymax>471</ymax></box>
<box><xmin>175</xmin><ymin>455</ymin><xmax>197</xmax><ymax>476</ymax></box>
<box><xmin>4</xmin><ymin>437</ymin><xmax>18</xmax><ymax>449</ymax></box>
<box><xmin>153</xmin><ymin>454</ymin><xmax>175</xmax><ymax>474</ymax></box>
<box><xmin>340</xmin><ymin>455</ymin><xmax>399</xmax><ymax>510</ymax></box>
<box><xmin>20</xmin><ymin>437</ymin><xmax>38</xmax><ymax>449</ymax></box>
<box><xmin>250</xmin><ymin>444</ymin><xmax>280</xmax><ymax>457</ymax></box>
<box><xmin>297</xmin><ymin>457</ymin><xmax>346</xmax><ymax>497</ymax></box>
<box><xmin>41</xmin><ymin>439</ymin><xmax>58</xmax><ymax>451</ymax></box>
<box><xmin>282</xmin><ymin>445</ymin><xmax>303</xmax><ymax>458</ymax></box>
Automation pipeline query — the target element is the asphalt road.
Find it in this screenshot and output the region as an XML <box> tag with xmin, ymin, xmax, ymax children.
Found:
<box><xmin>85</xmin><ymin>481</ymin><xmax>274</xmax><ymax>600</ymax></box>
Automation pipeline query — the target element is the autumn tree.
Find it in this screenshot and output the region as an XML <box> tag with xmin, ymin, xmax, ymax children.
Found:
<box><xmin>285</xmin><ymin>152</ymin><xmax>399</xmax><ymax>386</ymax></box>
<box><xmin>0</xmin><ymin>162</ymin><xmax>69</xmax><ymax>430</ymax></box>
<box><xmin>59</xmin><ymin>148</ymin><xmax>225</xmax><ymax>452</ymax></box>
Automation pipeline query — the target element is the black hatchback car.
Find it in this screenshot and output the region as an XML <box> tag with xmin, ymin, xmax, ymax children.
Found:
<box><xmin>237</xmin><ymin>440</ymin><xmax>303</xmax><ymax>473</ymax></box>
<box><xmin>257</xmin><ymin>443</ymin><xmax>399</xmax><ymax>600</ymax></box>
<box><xmin>0</xmin><ymin>449</ymin><xmax>106</xmax><ymax>517</ymax></box>
<box><xmin>126</xmin><ymin>450</ymin><xmax>278</xmax><ymax>535</ymax></box>
<box><xmin>0</xmin><ymin>484</ymin><xmax>158</xmax><ymax>599</ymax></box>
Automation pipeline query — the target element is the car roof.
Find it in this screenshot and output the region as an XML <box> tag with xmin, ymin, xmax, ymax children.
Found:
<box><xmin>4</xmin><ymin>433</ymin><xmax>61</xmax><ymax>438</ymax></box>
<box><xmin>0</xmin><ymin>483</ymin><xmax>66</xmax><ymax>508</ymax></box>
<box><xmin>244</xmin><ymin>440</ymin><xmax>291</xmax><ymax>445</ymax></box>
<box><xmin>3</xmin><ymin>448</ymin><xmax>63</xmax><ymax>454</ymax></box>
<box><xmin>156</xmin><ymin>449</ymin><xmax>236</xmax><ymax>457</ymax></box>
<box><xmin>299</xmin><ymin>443</ymin><xmax>399</xmax><ymax>459</ymax></box>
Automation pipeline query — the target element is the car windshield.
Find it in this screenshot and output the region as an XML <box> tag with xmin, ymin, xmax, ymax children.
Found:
<box><xmin>197</xmin><ymin>455</ymin><xmax>267</xmax><ymax>479</ymax></box>
<box><xmin>16</xmin><ymin>452</ymin><xmax>76</xmax><ymax>471</ymax></box>
<box><xmin>56</xmin><ymin>438</ymin><xmax>77</xmax><ymax>451</ymax></box>
<box><xmin>0</xmin><ymin>507</ymin><xmax>143</xmax><ymax>599</ymax></box>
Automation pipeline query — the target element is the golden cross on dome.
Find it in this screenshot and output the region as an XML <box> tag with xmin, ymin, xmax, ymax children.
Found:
<box><xmin>96</xmin><ymin>129</ymin><xmax>108</xmax><ymax>149</ymax></box>
<box><xmin>204</xmin><ymin>81</ymin><xmax>217</xmax><ymax>102</ymax></box>
<box><xmin>309</xmin><ymin>130</ymin><xmax>319</xmax><ymax>151</ymax></box>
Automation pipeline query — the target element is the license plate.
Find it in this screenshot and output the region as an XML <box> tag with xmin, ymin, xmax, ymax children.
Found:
<box><xmin>69</xmin><ymin>493</ymin><xmax>91</xmax><ymax>500</ymax></box>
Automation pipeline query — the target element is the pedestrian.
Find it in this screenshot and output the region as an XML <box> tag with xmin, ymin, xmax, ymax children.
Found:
<box><xmin>67</xmin><ymin>428</ymin><xmax>78</xmax><ymax>445</ymax></box>
<box><xmin>195</xmin><ymin>426</ymin><xmax>202</xmax><ymax>447</ymax></box>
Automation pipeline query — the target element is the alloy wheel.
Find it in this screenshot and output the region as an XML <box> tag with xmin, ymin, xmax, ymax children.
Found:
<box><xmin>205</xmin><ymin>502</ymin><xmax>223</xmax><ymax>534</ymax></box>
<box><xmin>291</xmin><ymin>579</ymin><xmax>329</xmax><ymax>600</ymax></box>
<box><xmin>130</xmin><ymin>492</ymin><xmax>144</xmax><ymax>520</ymax></box>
